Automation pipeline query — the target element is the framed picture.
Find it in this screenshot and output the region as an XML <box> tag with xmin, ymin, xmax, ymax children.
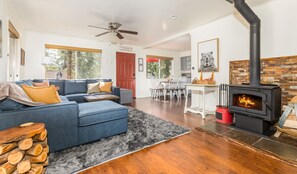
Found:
<box><xmin>197</xmin><ymin>38</ymin><xmax>219</xmax><ymax>72</ymax></box>
<box><xmin>138</xmin><ymin>58</ymin><xmax>144</xmax><ymax>72</ymax></box>
<box><xmin>21</xmin><ymin>48</ymin><xmax>25</xmax><ymax>66</ymax></box>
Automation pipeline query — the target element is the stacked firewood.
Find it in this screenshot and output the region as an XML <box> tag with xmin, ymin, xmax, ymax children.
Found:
<box><xmin>0</xmin><ymin>123</ymin><xmax>48</xmax><ymax>174</ymax></box>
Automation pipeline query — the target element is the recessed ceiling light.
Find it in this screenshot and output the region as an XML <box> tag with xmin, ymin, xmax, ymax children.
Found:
<box><xmin>169</xmin><ymin>15</ymin><xmax>177</xmax><ymax>20</ymax></box>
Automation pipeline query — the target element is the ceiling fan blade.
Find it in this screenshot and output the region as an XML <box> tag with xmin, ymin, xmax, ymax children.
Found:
<box><xmin>88</xmin><ymin>25</ymin><xmax>109</xmax><ymax>30</ymax></box>
<box><xmin>95</xmin><ymin>31</ymin><xmax>109</xmax><ymax>37</ymax></box>
<box><xmin>116</xmin><ymin>32</ymin><xmax>124</xmax><ymax>39</ymax></box>
<box><xmin>118</xmin><ymin>30</ymin><xmax>138</xmax><ymax>35</ymax></box>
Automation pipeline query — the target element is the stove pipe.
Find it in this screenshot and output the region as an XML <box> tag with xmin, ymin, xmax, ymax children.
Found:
<box><xmin>226</xmin><ymin>0</ymin><xmax>261</xmax><ymax>86</ymax></box>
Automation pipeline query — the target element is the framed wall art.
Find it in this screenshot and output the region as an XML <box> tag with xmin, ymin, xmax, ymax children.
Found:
<box><xmin>197</xmin><ymin>38</ymin><xmax>219</xmax><ymax>72</ymax></box>
<box><xmin>21</xmin><ymin>48</ymin><xmax>25</xmax><ymax>66</ymax></box>
<box><xmin>138</xmin><ymin>58</ymin><xmax>144</xmax><ymax>72</ymax></box>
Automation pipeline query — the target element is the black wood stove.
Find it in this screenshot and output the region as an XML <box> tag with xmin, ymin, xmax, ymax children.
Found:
<box><xmin>226</xmin><ymin>0</ymin><xmax>282</xmax><ymax>135</ymax></box>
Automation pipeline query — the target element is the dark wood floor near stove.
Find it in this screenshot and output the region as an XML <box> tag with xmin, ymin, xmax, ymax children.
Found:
<box><xmin>80</xmin><ymin>98</ymin><xmax>297</xmax><ymax>174</ymax></box>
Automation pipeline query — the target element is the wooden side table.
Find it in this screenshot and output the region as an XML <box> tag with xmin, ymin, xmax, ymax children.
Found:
<box><xmin>184</xmin><ymin>84</ymin><xmax>218</xmax><ymax>119</ymax></box>
<box><xmin>0</xmin><ymin>123</ymin><xmax>49</xmax><ymax>174</ymax></box>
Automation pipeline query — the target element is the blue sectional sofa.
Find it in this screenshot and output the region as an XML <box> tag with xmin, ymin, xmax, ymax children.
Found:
<box><xmin>0</xmin><ymin>79</ymin><xmax>128</xmax><ymax>152</ymax></box>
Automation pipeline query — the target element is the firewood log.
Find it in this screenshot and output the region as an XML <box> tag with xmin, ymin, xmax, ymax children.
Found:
<box><xmin>0</xmin><ymin>162</ymin><xmax>16</xmax><ymax>174</ymax></box>
<box><xmin>0</xmin><ymin>143</ymin><xmax>17</xmax><ymax>156</ymax></box>
<box><xmin>16</xmin><ymin>159</ymin><xmax>31</xmax><ymax>174</ymax></box>
<box><xmin>7</xmin><ymin>149</ymin><xmax>24</xmax><ymax>165</ymax></box>
<box><xmin>41</xmin><ymin>168</ymin><xmax>45</xmax><ymax>174</ymax></box>
<box><xmin>0</xmin><ymin>124</ymin><xmax>44</xmax><ymax>144</ymax></box>
<box><xmin>0</xmin><ymin>153</ymin><xmax>9</xmax><ymax>166</ymax></box>
<box><xmin>42</xmin><ymin>159</ymin><xmax>48</xmax><ymax>167</ymax></box>
<box><xmin>42</xmin><ymin>146</ymin><xmax>49</xmax><ymax>155</ymax></box>
<box><xmin>25</xmin><ymin>152</ymin><xmax>47</xmax><ymax>164</ymax></box>
<box><xmin>18</xmin><ymin>139</ymin><xmax>33</xmax><ymax>151</ymax></box>
<box><xmin>26</xmin><ymin>145</ymin><xmax>43</xmax><ymax>157</ymax></box>
<box><xmin>36</xmin><ymin>141</ymin><xmax>47</xmax><ymax>149</ymax></box>
<box><xmin>32</xmin><ymin>131</ymin><xmax>47</xmax><ymax>142</ymax></box>
<box><xmin>11</xmin><ymin>170</ymin><xmax>19</xmax><ymax>174</ymax></box>
<box><xmin>26</xmin><ymin>164</ymin><xmax>43</xmax><ymax>174</ymax></box>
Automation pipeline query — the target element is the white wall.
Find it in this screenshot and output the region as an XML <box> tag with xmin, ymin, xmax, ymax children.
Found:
<box><xmin>180</xmin><ymin>50</ymin><xmax>191</xmax><ymax>58</ymax></box>
<box><xmin>24</xmin><ymin>31</ymin><xmax>181</xmax><ymax>98</ymax></box>
<box><xmin>190</xmin><ymin>0</ymin><xmax>297</xmax><ymax>84</ymax></box>
<box><xmin>0</xmin><ymin>0</ymin><xmax>24</xmax><ymax>81</ymax></box>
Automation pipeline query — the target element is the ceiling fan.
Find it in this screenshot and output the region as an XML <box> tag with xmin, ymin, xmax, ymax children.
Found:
<box><xmin>88</xmin><ymin>22</ymin><xmax>138</xmax><ymax>39</ymax></box>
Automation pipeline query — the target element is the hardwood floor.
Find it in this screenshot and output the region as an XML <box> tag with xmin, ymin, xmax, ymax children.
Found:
<box><xmin>80</xmin><ymin>98</ymin><xmax>297</xmax><ymax>174</ymax></box>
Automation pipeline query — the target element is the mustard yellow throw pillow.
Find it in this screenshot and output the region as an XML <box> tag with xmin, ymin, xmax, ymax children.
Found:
<box><xmin>22</xmin><ymin>85</ymin><xmax>61</xmax><ymax>104</ymax></box>
<box><xmin>99</xmin><ymin>82</ymin><xmax>112</xmax><ymax>92</ymax></box>
<box><xmin>87</xmin><ymin>82</ymin><xmax>100</xmax><ymax>94</ymax></box>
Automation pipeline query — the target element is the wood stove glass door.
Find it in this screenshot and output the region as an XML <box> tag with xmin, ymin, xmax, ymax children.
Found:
<box><xmin>230</xmin><ymin>90</ymin><xmax>267</xmax><ymax>116</ymax></box>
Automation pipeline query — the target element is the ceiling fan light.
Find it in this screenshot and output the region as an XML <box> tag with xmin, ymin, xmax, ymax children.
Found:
<box><xmin>169</xmin><ymin>15</ymin><xmax>177</xmax><ymax>20</ymax></box>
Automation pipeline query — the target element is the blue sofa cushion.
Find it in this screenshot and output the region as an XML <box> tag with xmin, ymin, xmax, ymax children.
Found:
<box><xmin>0</xmin><ymin>99</ymin><xmax>25</xmax><ymax>111</ymax></box>
<box><xmin>65</xmin><ymin>80</ymin><xmax>87</xmax><ymax>95</ymax></box>
<box><xmin>59</xmin><ymin>96</ymin><xmax>69</xmax><ymax>103</ymax></box>
<box><xmin>15</xmin><ymin>80</ymin><xmax>33</xmax><ymax>86</ymax></box>
<box><xmin>32</xmin><ymin>79</ymin><xmax>44</xmax><ymax>83</ymax></box>
<box><xmin>65</xmin><ymin>93</ymin><xmax>89</xmax><ymax>103</ymax></box>
<box><xmin>78</xmin><ymin>101</ymin><xmax>128</xmax><ymax>127</ymax></box>
<box><xmin>86</xmin><ymin>79</ymin><xmax>112</xmax><ymax>85</ymax></box>
<box><xmin>49</xmin><ymin>80</ymin><xmax>65</xmax><ymax>95</ymax></box>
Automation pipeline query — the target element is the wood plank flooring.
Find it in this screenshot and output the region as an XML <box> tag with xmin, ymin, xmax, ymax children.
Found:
<box><xmin>80</xmin><ymin>98</ymin><xmax>297</xmax><ymax>174</ymax></box>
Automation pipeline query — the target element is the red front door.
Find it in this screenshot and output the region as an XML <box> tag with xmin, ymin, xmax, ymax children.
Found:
<box><xmin>116</xmin><ymin>52</ymin><xmax>136</xmax><ymax>98</ymax></box>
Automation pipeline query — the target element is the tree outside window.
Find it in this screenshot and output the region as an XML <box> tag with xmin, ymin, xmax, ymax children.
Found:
<box><xmin>146</xmin><ymin>56</ymin><xmax>172</xmax><ymax>79</ymax></box>
<box><xmin>45</xmin><ymin>46</ymin><xmax>101</xmax><ymax>79</ymax></box>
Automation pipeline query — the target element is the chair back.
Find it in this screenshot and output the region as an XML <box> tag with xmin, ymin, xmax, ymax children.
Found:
<box><xmin>178</xmin><ymin>77</ymin><xmax>188</xmax><ymax>89</ymax></box>
<box><xmin>169</xmin><ymin>81</ymin><xmax>178</xmax><ymax>89</ymax></box>
<box><xmin>150</xmin><ymin>78</ymin><xmax>160</xmax><ymax>89</ymax></box>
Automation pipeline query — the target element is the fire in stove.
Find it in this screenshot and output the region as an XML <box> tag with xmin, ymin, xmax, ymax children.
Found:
<box><xmin>238</xmin><ymin>95</ymin><xmax>255</xmax><ymax>108</ymax></box>
<box><xmin>233</xmin><ymin>94</ymin><xmax>262</xmax><ymax>111</ymax></box>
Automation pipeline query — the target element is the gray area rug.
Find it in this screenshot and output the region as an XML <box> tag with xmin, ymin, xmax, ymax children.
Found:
<box><xmin>46</xmin><ymin>107</ymin><xmax>191</xmax><ymax>174</ymax></box>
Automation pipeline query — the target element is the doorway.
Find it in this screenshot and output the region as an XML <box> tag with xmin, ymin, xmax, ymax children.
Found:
<box><xmin>116</xmin><ymin>52</ymin><xmax>136</xmax><ymax>98</ymax></box>
<box><xmin>8</xmin><ymin>21</ymin><xmax>20</xmax><ymax>81</ymax></box>
<box><xmin>8</xmin><ymin>35</ymin><xmax>18</xmax><ymax>81</ymax></box>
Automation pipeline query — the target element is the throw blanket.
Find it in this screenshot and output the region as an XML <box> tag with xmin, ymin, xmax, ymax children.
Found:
<box><xmin>0</xmin><ymin>83</ymin><xmax>44</xmax><ymax>106</ymax></box>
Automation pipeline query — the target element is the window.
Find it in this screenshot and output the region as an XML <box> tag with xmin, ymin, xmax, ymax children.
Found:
<box><xmin>44</xmin><ymin>44</ymin><xmax>102</xmax><ymax>79</ymax></box>
<box><xmin>146</xmin><ymin>55</ymin><xmax>172</xmax><ymax>79</ymax></box>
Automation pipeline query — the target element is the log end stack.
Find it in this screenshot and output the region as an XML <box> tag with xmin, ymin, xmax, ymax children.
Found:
<box><xmin>0</xmin><ymin>123</ymin><xmax>48</xmax><ymax>174</ymax></box>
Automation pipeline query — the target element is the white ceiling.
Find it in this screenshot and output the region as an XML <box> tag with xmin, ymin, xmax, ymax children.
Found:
<box><xmin>11</xmin><ymin>0</ymin><xmax>272</xmax><ymax>48</ymax></box>
<box><xmin>151</xmin><ymin>34</ymin><xmax>191</xmax><ymax>52</ymax></box>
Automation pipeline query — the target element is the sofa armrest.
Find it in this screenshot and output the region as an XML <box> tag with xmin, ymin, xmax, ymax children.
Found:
<box><xmin>112</xmin><ymin>86</ymin><xmax>121</xmax><ymax>98</ymax></box>
<box><xmin>0</xmin><ymin>102</ymin><xmax>79</xmax><ymax>152</ymax></box>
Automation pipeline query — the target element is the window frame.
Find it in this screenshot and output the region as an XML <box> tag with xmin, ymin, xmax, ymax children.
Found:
<box><xmin>146</xmin><ymin>55</ymin><xmax>173</xmax><ymax>79</ymax></box>
<box><xmin>44</xmin><ymin>44</ymin><xmax>102</xmax><ymax>79</ymax></box>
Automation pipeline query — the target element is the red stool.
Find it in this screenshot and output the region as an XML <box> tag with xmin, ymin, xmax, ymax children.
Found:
<box><xmin>216</xmin><ymin>106</ymin><xmax>233</xmax><ymax>124</ymax></box>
